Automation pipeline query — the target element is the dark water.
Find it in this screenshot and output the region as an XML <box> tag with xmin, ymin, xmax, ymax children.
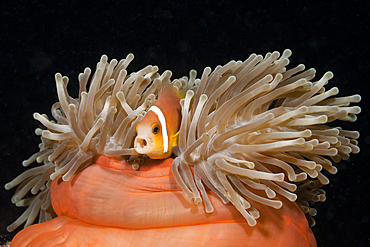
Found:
<box><xmin>0</xmin><ymin>1</ymin><xmax>369</xmax><ymax>246</ymax></box>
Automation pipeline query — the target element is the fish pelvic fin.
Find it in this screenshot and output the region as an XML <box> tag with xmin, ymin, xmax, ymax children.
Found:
<box><xmin>171</xmin><ymin>130</ymin><xmax>180</xmax><ymax>148</ymax></box>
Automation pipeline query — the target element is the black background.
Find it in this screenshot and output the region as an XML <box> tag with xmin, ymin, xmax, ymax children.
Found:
<box><xmin>0</xmin><ymin>1</ymin><xmax>369</xmax><ymax>246</ymax></box>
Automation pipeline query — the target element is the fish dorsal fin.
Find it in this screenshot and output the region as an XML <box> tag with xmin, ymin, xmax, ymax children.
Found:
<box><xmin>158</xmin><ymin>84</ymin><xmax>179</xmax><ymax>98</ymax></box>
<box><xmin>159</xmin><ymin>84</ymin><xmax>194</xmax><ymax>100</ymax></box>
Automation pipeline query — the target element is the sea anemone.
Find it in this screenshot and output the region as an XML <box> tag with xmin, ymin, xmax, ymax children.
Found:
<box><xmin>5</xmin><ymin>50</ymin><xmax>360</xmax><ymax>246</ymax></box>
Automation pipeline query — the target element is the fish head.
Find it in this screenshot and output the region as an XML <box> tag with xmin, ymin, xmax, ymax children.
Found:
<box><xmin>134</xmin><ymin>110</ymin><xmax>170</xmax><ymax>159</ymax></box>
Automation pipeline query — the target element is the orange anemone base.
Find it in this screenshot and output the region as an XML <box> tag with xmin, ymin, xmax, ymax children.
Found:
<box><xmin>11</xmin><ymin>155</ymin><xmax>317</xmax><ymax>247</ymax></box>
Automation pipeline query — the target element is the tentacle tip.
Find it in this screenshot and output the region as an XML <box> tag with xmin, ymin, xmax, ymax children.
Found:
<box><xmin>324</xmin><ymin>71</ymin><xmax>334</xmax><ymax>79</ymax></box>
<box><xmin>132</xmin><ymin>163</ymin><xmax>140</xmax><ymax>170</ymax></box>
<box><xmin>248</xmin><ymin>219</ymin><xmax>257</xmax><ymax>227</ymax></box>
<box><xmin>6</xmin><ymin>225</ymin><xmax>14</xmax><ymax>233</ymax></box>
<box><xmin>274</xmin><ymin>201</ymin><xmax>284</xmax><ymax>209</ymax></box>
<box><xmin>276</xmin><ymin>173</ymin><xmax>285</xmax><ymax>182</ymax></box>
<box><xmin>62</xmin><ymin>174</ymin><xmax>71</xmax><ymax>181</ymax></box>
<box><xmin>55</xmin><ymin>73</ymin><xmax>62</xmax><ymax>79</ymax></box>
<box><xmin>12</xmin><ymin>196</ymin><xmax>20</xmax><ymax>204</ymax></box>
<box><xmin>194</xmin><ymin>197</ymin><xmax>202</xmax><ymax>205</ymax></box>
<box><xmin>186</xmin><ymin>90</ymin><xmax>195</xmax><ymax>97</ymax></box>
<box><xmin>205</xmin><ymin>207</ymin><xmax>214</xmax><ymax>213</ymax></box>
<box><xmin>50</xmin><ymin>173</ymin><xmax>58</xmax><ymax>181</ymax></box>
<box><xmin>187</xmin><ymin>194</ymin><xmax>195</xmax><ymax>200</ymax></box>
<box><xmin>4</xmin><ymin>183</ymin><xmax>11</xmax><ymax>190</ymax></box>
<box><xmin>33</xmin><ymin>112</ymin><xmax>40</xmax><ymax>119</ymax></box>
<box><xmin>201</xmin><ymin>133</ymin><xmax>210</xmax><ymax>141</ymax></box>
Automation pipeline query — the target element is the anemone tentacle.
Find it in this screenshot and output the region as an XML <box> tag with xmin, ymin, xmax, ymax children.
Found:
<box><xmin>6</xmin><ymin>50</ymin><xmax>361</xmax><ymax>232</ymax></box>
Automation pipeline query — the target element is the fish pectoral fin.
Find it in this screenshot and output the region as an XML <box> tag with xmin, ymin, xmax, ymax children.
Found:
<box><xmin>171</xmin><ymin>131</ymin><xmax>180</xmax><ymax>147</ymax></box>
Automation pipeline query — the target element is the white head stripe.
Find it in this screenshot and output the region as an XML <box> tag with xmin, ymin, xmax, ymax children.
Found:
<box><xmin>149</xmin><ymin>106</ymin><xmax>169</xmax><ymax>153</ymax></box>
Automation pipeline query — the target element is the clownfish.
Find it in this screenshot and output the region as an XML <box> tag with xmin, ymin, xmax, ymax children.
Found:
<box><xmin>134</xmin><ymin>85</ymin><xmax>182</xmax><ymax>159</ymax></box>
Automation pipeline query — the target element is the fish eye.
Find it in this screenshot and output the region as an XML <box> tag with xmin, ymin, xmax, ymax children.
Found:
<box><xmin>152</xmin><ymin>124</ymin><xmax>160</xmax><ymax>134</ymax></box>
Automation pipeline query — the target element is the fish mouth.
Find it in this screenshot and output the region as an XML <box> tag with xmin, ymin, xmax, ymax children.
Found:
<box><xmin>134</xmin><ymin>136</ymin><xmax>154</xmax><ymax>154</ymax></box>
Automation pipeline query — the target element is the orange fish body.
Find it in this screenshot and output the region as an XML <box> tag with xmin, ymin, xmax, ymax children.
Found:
<box><xmin>135</xmin><ymin>85</ymin><xmax>182</xmax><ymax>159</ymax></box>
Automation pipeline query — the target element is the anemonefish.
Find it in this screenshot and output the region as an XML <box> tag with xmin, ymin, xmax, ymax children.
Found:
<box><xmin>134</xmin><ymin>85</ymin><xmax>182</xmax><ymax>159</ymax></box>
